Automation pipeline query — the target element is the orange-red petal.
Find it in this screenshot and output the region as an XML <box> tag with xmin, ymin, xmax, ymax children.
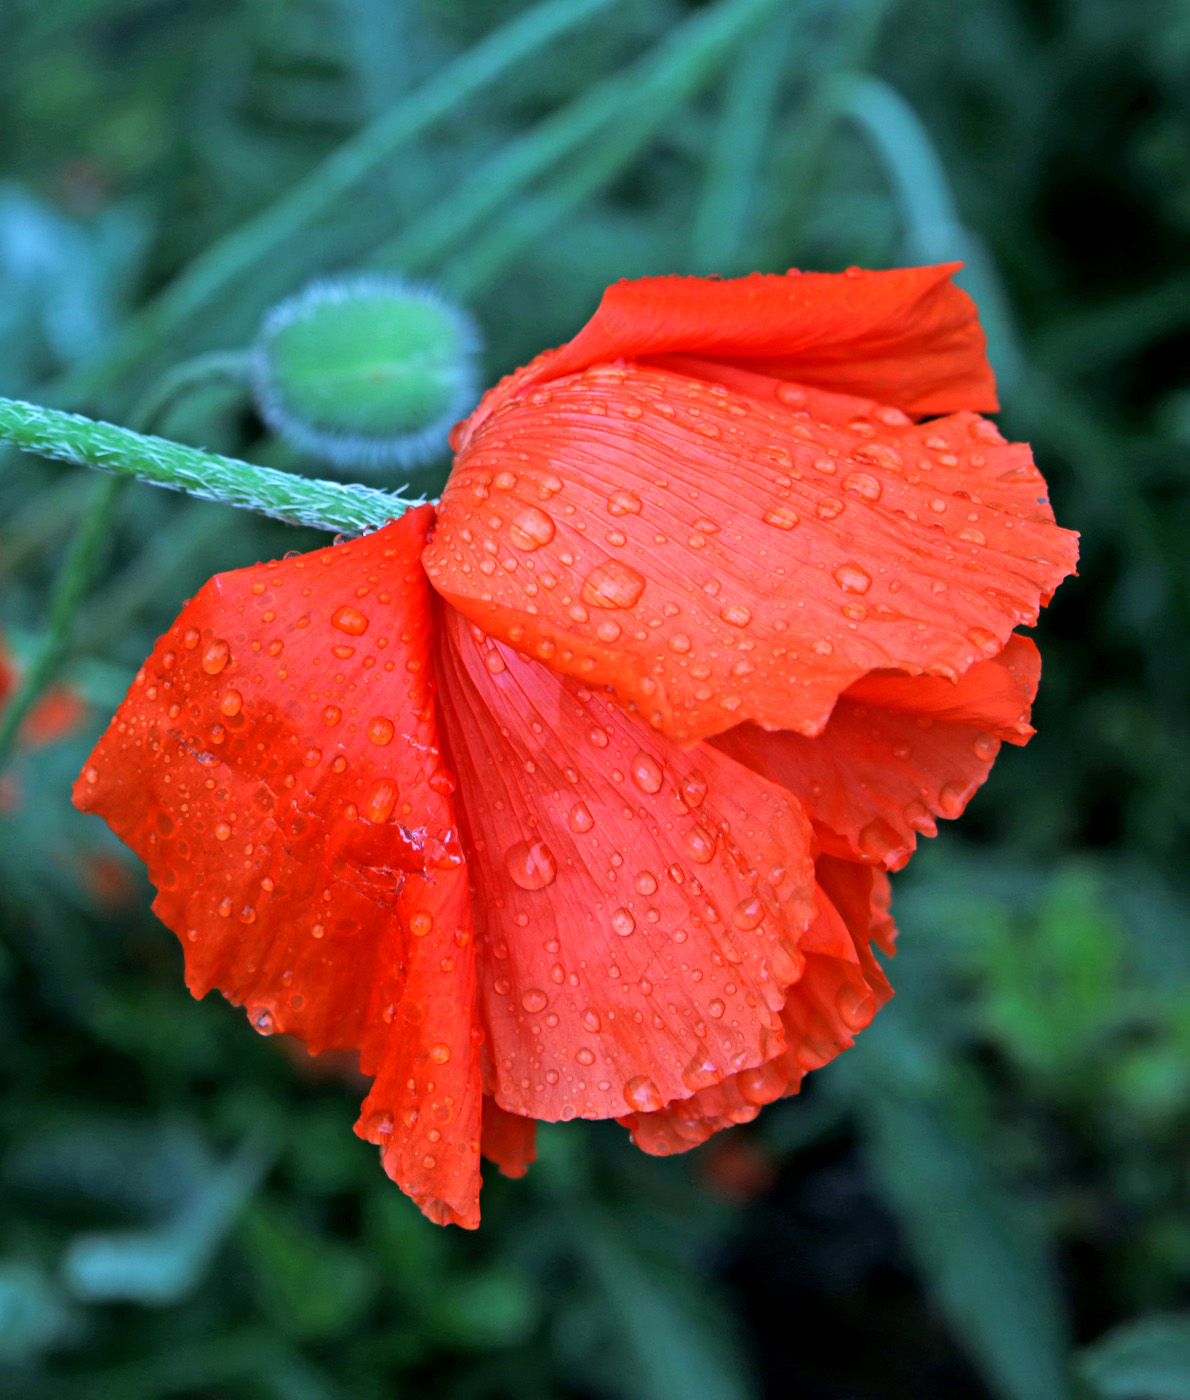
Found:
<box><xmin>432</xmin><ymin>603</ymin><xmax>819</xmax><ymax>1123</ymax></box>
<box><xmin>481</xmin><ymin>1097</ymin><xmax>538</xmax><ymax>1179</ymax></box>
<box><xmin>712</xmin><ymin>636</ymin><xmax>1041</xmax><ymax>871</ymax></box>
<box><xmin>72</xmin><ymin>508</ymin><xmax>483</xmax><ymax>1229</ymax></box>
<box><xmin>425</xmin><ymin>365</ymin><xmax>1077</xmax><ymax>745</ymax></box>
<box><xmin>620</xmin><ymin>857</ymin><xmax>894</xmax><ymax>1155</ymax></box>
<box><xmin>511</xmin><ymin>265</ymin><xmax>997</xmax><ymax>418</ymax></box>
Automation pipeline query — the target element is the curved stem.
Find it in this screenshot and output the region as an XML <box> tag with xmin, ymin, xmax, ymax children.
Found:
<box><xmin>0</xmin><ymin>396</ymin><xmax>416</xmax><ymax>535</ymax></box>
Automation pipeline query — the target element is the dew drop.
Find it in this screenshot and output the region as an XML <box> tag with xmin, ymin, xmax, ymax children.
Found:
<box><xmin>610</xmin><ymin>907</ymin><xmax>636</xmax><ymax>937</ymax></box>
<box><xmin>575</xmin><ymin>1047</ymin><xmax>596</xmax><ymax>1066</ymax></box>
<box><xmin>668</xmin><ymin>632</ymin><xmax>692</xmax><ymax>654</ymax></box>
<box><xmin>957</xmin><ymin>528</ymin><xmax>986</xmax><ymax>545</ymax></box>
<box><xmin>365</xmin><ymin>1110</ymin><xmax>394</xmax><ymax>1140</ymax></box>
<box><xmin>214</xmin><ymin>821</ymin><xmax>232</xmax><ymax>842</ymax></box>
<box><xmin>858</xmin><ymin>818</ymin><xmax>908</xmax><ymax>866</ymax></box>
<box><xmin>219</xmin><ymin>689</ymin><xmax>242</xmax><ymax>717</ymax></box>
<box><xmin>966</xmin><ymin>626</ymin><xmax>1001</xmax><ymax>654</ymax></box>
<box><xmin>369</xmin><ymin>715</ymin><xmax>395</xmax><ymax>746</ymax></box>
<box><xmin>833</xmin><ymin>563</ymin><xmax>872</xmax><ymax>594</ymax></box>
<box><xmin>331</xmin><ymin>605</ymin><xmax>369</xmax><ymax>635</ymax></box>
<box><xmin>836</xmin><ymin>982</ymin><xmax>875</xmax><ymax>1031</ymax></box>
<box><xmin>708</xmin><ymin>998</ymin><xmax>726</xmax><ymax>1019</ymax></box>
<box><xmin>684</xmin><ymin>826</ymin><xmax>716</xmax><ymax>863</ymax></box>
<box><xmin>182</xmin><ymin>627</ymin><xmax>200</xmax><ymax>650</ymax></box>
<box><xmin>608</xmin><ymin>490</ymin><xmax>643</xmax><ymax>516</ymax></box>
<box><xmin>720</xmin><ymin>604</ymin><xmax>751</xmax><ymax>627</ymax></box>
<box><xmin>364</xmin><ymin>778</ymin><xmax>397</xmax><ymax>824</ymax></box>
<box><xmin>938</xmin><ymin>780</ymin><xmax>967</xmax><ymax>816</ymax></box>
<box><xmin>623</xmin><ymin>1076</ymin><xmax>663</xmax><ymax>1113</ymax></box>
<box><xmin>521</xmin><ymin>988</ymin><xmax>549</xmax><ymax>1013</ymax></box>
<box><xmin>630</xmin><ymin>752</ymin><xmax>664</xmax><ymax>794</ymax></box>
<box><xmin>817</xmin><ymin>498</ymin><xmax>844</xmax><ymax>520</ymax></box>
<box><xmin>974</xmin><ymin>735</ymin><xmax>999</xmax><ymax>761</ymax></box>
<box><xmin>409</xmin><ymin>911</ymin><xmax>433</xmax><ymax>937</ymax></box>
<box><xmin>567</xmin><ymin>802</ymin><xmax>595</xmax><ymax>833</ymax></box>
<box><xmin>202</xmin><ymin>639</ymin><xmax>230</xmax><ymax>674</ymax></box>
<box><xmin>731</xmin><ymin>896</ymin><xmax>765</xmax><ymax>931</ymax></box>
<box><xmin>505</xmin><ymin>839</ymin><xmax>558</xmax><ymax>890</ymax></box>
<box><xmin>484</xmin><ymin>649</ymin><xmax>507</xmax><ymax>674</ymax></box>
<box><xmin>251</xmin><ymin>1007</ymin><xmax>275</xmax><ymax>1035</ymax></box>
<box><xmin>843</xmin><ymin>472</ymin><xmax>882</xmax><ymax>501</ymax></box>
<box><xmin>763</xmin><ymin>506</ymin><xmax>799</xmax><ymax>530</ymax></box>
<box><xmin>680</xmin><ymin>770</ymin><xmax>708</xmax><ymax>808</ymax></box>
<box><xmin>581</xmin><ymin>560</ymin><xmax>646</xmax><ymax>610</ymax></box>
<box><xmin>322</xmin><ymin>705</ymin><xmax>341</xmax><ymax>726</ymax></box>
<box><xmin>582</xmin><ymin>1009</ymin><xmax>602</xmax><ymax>1033</ymax></box>
<box><xmin>509</xmin><ymin>506</ymin><xmax>556</xmax><ymax>550</ymax></box>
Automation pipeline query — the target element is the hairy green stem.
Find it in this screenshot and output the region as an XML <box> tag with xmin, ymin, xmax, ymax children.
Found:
<box><xmin>0</xmin><ymin>397</ymin><xmax>414</xmax><ymax>535</ymax></box>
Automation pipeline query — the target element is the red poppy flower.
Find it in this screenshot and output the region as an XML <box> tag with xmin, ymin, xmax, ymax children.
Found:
<box><xmin>73</xmin><ymin>266</ymin><xmax>1078</xmax><ymax>1227</ymax></box>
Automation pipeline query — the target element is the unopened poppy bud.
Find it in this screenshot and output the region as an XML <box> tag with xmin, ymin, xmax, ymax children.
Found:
<box><xmin>252</xmin><ymin>275</ymin><xmax>480</xmax><ymax>472</ymax></box>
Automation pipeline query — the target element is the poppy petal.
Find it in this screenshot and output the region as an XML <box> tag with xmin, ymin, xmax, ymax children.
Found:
<box><xmin>73</xmin><ymin>508</ymin><xmax>483</xmax><ymax>1228</ymax></box>
<box><xmin>621</xmin><ymin>857</ymin><xmax>894</xmax><ymax>1155</ymax></box>
<box><xmin>432</xmin><ymin>604</ymin><xmax>819</xmax><ymax>1123</ymax></box>
<box><xmin>516</xmin><ymin>265</ymin><xmax>996</xmax><ymax>417</ymax></box>
<box><xmin>481</xmin><ymin>1097</ymin><xmax>538</xmax><ymax>1179</ymax></box>
<box><xmin>425</xmin><ymin>365</ymin><xmax>1078</xmax><ymax>745</ymax></box>
<box><xmin>711</xmin><ymin>637</ymin><xmax>1040</xmax><ymax>871</ymax></box>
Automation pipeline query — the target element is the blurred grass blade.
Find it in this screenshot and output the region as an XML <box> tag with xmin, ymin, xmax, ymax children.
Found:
<box><xmin>1080</xmin><ymin>1314</ymin><xmax>1190</xmax><ymax>1399</ymax></box>
<box><xmin>375</xmin><ymin>0</ymin><xmax>780</xmax><ymax>281</ymax></box>
<box><xmin>576</xmin><ymin>1210</ymin><xmax>754</xmax><ymax>1400</ymax></box>
<box><xmin>829</xmin><ymin>73</ymin><xmax>1023</xmax><ymax>391</ymax></box>
<box><xmin>57</xmin><ymin>0</ymin><xmax>618</xmax><ymax>409</ymax></box>
<box><xmin>852</xmin><ymin>1024</ymin><xmax>1073</xmax><ymax>1400</ymax></box>
<box><xmin>690</xmin><ymin>6</ymin><xmax>799</xmax><ymax>273</ymax></box>
<box><xmin>62</xmin><ymin>1128</ymin><xmax>275</xmax><ymax>1306</ymax></box>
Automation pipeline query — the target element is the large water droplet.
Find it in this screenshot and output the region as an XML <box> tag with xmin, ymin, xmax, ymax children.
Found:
<box><xmin>610</xmin><ymin>907</ymin><xmax>636</xmax><ymax>937</ymax></box>
<box><xmin>684</xmin><ymin>826</ymin><xmax>716</xmax><ymax>864</ymax></box>
<box><xmin>567</xmin><ymin>802</ymin><xmax>595</xmax><ymax>833</ymax></box>
<box><xmin>582</xmin><ymin>1008</ymin><xmax>602</xmax><ymax>1032</ymax></box>
<box><xmin>938</xmin><ymin>780</ymin><xmax>967</xmax><ymax>816</ymax></box>
<box><xmin>763</xmin><ymin>506</ymin><xmax>799</xmax><ymax>530</ymax></box>
<box><xmin>843</xmin><ymin>472</ymin><xmax>882</xmax><ymax>501</ymax></box>
<box><xmin>202</xmin><ymin>639</ymin><xmax>230</xmax><ymax>675</ymax></box>
<box><xmin>623</xmin><ymin>1076</ymin><xmax>663</xmax><ymax>1113</ymax></box>
<box><xmin>521</xmin><ymin>988</ymin><xmax>549</xmax><ymax>1013</ymax></box>
<box><xmin>608</xmin><ymin>490</ymin><xmax>643</xmax><ymax>516</ymax></box>
<box><xmin>720</xmin><ymin>604</ymin><xmax>751</xmax><ymax>627</ymax></box>
<box><xmin>250</xmin><ymin>1006</ymin><xmax>276</xmax><ymax>1035</ymax></box>
<box><xmin>575</xmin><ymin>1047</ymin><xmax>596</xmax><ymax>1066</ymax></box>
<box><xmin>505</xmin><ymin>839</ymin><xmax>558</xmax><ymax>890</ymax></box>
<box><xmin>680</xmin><ymin>771</ymin><xmax>708</xmax><ymax>808</ymax></box>
<box><xmin>364</xmin><ymin>778</ymin><xmax>397</xmax><ymax>824</ymax></box>
<box><xmin>731</xmin><ymin>896</ymin><xmax>765</xmax><ymax>931</ymax></box>
<box><xmin>836</xmin><ymin>982</ymin><xmax>875</xmax><ymax>1031</ymax></box>
<box><xmin>833</xmin><ymin>563</ymin><xmax>872</xmax><ymax>594</ymax></box>
<box><xmin>858</xmin><ymin>818</ymin><xmax>908</xmax><ymax>866</ymax></box>
<box><xmin>509</xmin><ymin>506</ymin><xmax>556</xmax><ymax>550</ymax></box>
<box><xmin>737</xmin><ymin>1060</ymin><xmax>787</xmax><ymax>1106</ymax></box>
<box><xmin>630</xmin><ymin>752</ymin><xmax>663</xmax><ymax>794</ymax></box>
<box><xmin>220</xmin><ymin>689</ymin><xmax>243</xmax><ymax>717</ymax></box>
<box><xmin>581</xmin><ymin>560</ymin><xmax>646</xmax><ymax>610</ymax></box>
<box><xmin>331</xmin><ymin>605</ymin><xmax>369</xmax><ymax>635</ymax></box>
<box><xmin>369</xmin><ymin>715</ymin><xmax>395</xmax><ymax>745</ymax></box>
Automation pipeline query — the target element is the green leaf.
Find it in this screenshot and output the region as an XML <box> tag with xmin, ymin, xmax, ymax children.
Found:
<box><xmin>1081</xmin><ymin>1315</ymin><xmax>1190</xmax><ymax>1400</ymax></box>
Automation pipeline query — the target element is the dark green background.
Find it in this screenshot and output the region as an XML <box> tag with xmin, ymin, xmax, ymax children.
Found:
<box><xmin>1</xmin><ymin>1</ymin><xmax>1189</xmax><ymax>1396</ymax></box>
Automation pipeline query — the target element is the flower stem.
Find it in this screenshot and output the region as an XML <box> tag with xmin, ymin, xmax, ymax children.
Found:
<box><xmin>0</xmin><ymin>396</ymin><xmax>416</xmax><ymax>534</ymax></box>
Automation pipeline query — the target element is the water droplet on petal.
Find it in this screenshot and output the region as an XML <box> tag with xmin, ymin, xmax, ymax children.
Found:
<box><xmin>505</xmin><ymin>839</ymin><xmax>558</xmax><ymax>890</ymax></box>
<box><xmin>720</xmin><ymin>604</ymin><xmax>751</xmax><ymax>627</ymax></box>
<box><xmin>610</xmin><ymin>908</ymin><xmax>636</xmax><ymax>937</ymax></box>
<box><xmin>581</xmin><ymin>560</ymin><xmax>646</xmax><ymax>610</ymax></box>
<box><xmin>220</xmin><ymin>689</ymin><xmax>243</xmax><ymax>717</ymax></box>
<box><xmin>364</xmin><ymin>779</ymin><xmax>397</xmax><ymax>824</ymax></box>
<box><xmin>858</xmin><ymin>818</ymin><xmax>908</xmax><ymax>866</ymax></box>
<box><xmin>608</xmin><ymin>490</ymin><xmax>643</xmax><ymax>516</ymax></box>
<box><xmin>322</xmin><ymin>704</ymin><xmax>342</xmax><ymax>726</ymax></box>
<box><xmin>250</xmin><ymin>1006</ymin><xmax>275</xmax><ymax>1035</ymax></box>
<box><xmin>680</xmin><ymin>771</ymin><xmax>708</xmax><ymax>808</ymax></box>
<box><xmin>843</xmin><ymin>472</ymin><xmax>882</xmax><ymax>501</ymax></box>
<box><xmin>974</xmin><ymin>735</ymin><xmax>999</xmax><ymax>761</ymax></box>
<box><xmin>966</xmin><ymin>626</ymin><xmax>1001</xmax><ymax>654</ymax></box>
<box><xmin>684</xmin><ymin>826</ymin><xmax>716</xmax><ymax>864</ymax></box>
<box><xmin>817</xmin><ymin>498</ymin><xmax>844</xmax><ymax>520</ymax></box>
<box><xmin>836</xmin><ymin>982</ymin><xmax>875</xmax><ymax>1031</ymax></box>
<box><xmin>738</xmin><ymin>1060</ymin><xmax>787</xmax><ymax>1106</ymax></box>
<box><xmin>202</xmin><ymin>639</ymin><xmax>230</xmax><ymax>674</ymax></box>
<box><xmin>430</xmin><ymin>1042</ymin><xmax>452</xmax><ymax>1064</ymax></box>
<box><xmin>763</xmin><ymin>506</ymin><xmax>799</xmax><ymax>530</ymax></box>
<box><xmin>630</xmin><ymin>752</ymin><xmax>663</xmax><ymax>794</ymax></box>
<box><xmin>938</xmin><ymin>780</ymin><xmax>968</xmax><ymax>816</ymax></box>
<box><xmin>369</xmin><ymin>716</ymin><xmax>394</xmax><ymax>745</ymax></box>
<box><xmin>567</xmin><ymin>802</ymin><xmax>594</xmax><ymax>833</ymax></box>
<box><xmin>623</xmin><ymin>1076</ymin><xmax>663</xmax><ymax>1112</ymax></box>
<box><xmin>708</xmin><ymin>998</ymin><xmax>726</xmax><ymax>1019</ymax></box>
<box><xmin>521</xmin><ymin>988</ymin><xmax>549</xmax><ymax>1013</ymax></box>
<box><xmin>668</xmin><ymin>632</ymin><xmax>692</xmax><ymax>654</ymax></box>
<box><xmin>509</xmin><ymin>506</ymin><xmax>556</xmax><ymax>550</ymax></box>
<box><xmin>575</xmin><ymin>1047</ymin><xmax>596</xmax><ymax>1066</ymax></box>
<box><xmin>834</xmin><ymin>563</ymin><xmax>872</xmax><ymax>594</ymax></box>
<box><xmin>732</xmin><ymin>896</ymin><xmax>765</xmax><ymax>931</ymax></box>
<box><xmin>582</xmin><ymin>1009</ymin><xmax>602</xmax><ymax>1032</ymax></box>
<box><xmin>182</xmin><ymin>627</ymin><xmax>200</xmax><ymax>650</ymax></box>
<box><xmin>331</xmin><ymin>605</ymin><xmax>369</xmax><ymax>635</ymax></box>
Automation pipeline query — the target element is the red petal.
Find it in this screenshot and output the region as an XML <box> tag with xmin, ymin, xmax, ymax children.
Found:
<box><xmin>514</xmin><ymin>265</ymin><xmax>996</xmax><ymax>418</ymax></box>
<box><xmin>425</xmin><ymin>365</ymin><xmax>1077</xmax><ymax>745</ymax></box>
<box><xmin>712</xmin><ymin>637</ymin><xmax>1041</xmax><ymax>871</ymax></box>
<box><xmin>621</xmin><ymin>857</ymin><xmax>894</xmax><ymax>1154</ymax></box>
<box><xmin>432</xmin><ymin>603</ymin><xmax>818</xmax><ymax>1123</ymax></box>
<box><xmin>481</xmin><ymin>1097</ymin><xmax>538</xmax><ymax>1179</ymax></box>
<box><xmin>73</xmin><ymin>508</ymin><xmax>483</xmax><ymax>1229</ymax></box>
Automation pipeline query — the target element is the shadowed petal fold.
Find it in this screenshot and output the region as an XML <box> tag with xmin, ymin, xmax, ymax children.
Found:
<box><xmin>433</xmin><ymin>604</ymin><xmax>819</xmax><ymax>1123</ymax></box>
<box><xmin>620</xmin><ymin>856</ymin><xmax>894</xmax><ymax>1155</ymax></box>
<box><xmin>73</xmin><ymin>508</ymin><xmax>483</xmax><ymax>1228</ymax></box>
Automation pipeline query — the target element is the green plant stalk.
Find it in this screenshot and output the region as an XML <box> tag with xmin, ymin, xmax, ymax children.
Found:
<box><xmin>690</xmin><ymin>5</ymin><xmax>798</xmax><ymax>274</ymax></box>
<box><xmin>443</xmin><ymin>0</ymin><xmax>781</xmax><ymax>299</ymax></box>
<box><xmin>372</xmin><ymin>0</ymin><xmax>779</xmax><ymax>280</ymax></box>
<box><xmin>0</xmin><ymin>397</ymin><xmax>412</xmax><ymax>535</ymax></box>
<box><xmin>54</xmin><ymin>0</ymin><xmax>616</xmax><ymax>409</ymax></box>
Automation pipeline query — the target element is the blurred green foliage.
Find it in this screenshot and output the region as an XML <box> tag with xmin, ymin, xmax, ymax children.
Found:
<box><xmin>1</xmin><ymin>1</ymin><xmax>1189</xmax><ymax>1396</ymax></box>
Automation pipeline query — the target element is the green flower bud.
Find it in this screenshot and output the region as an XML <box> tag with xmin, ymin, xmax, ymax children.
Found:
<box><xmin>252</xmin><ymin>276</ymin><xmax>480</xmax><ymax>472</ymax></box>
